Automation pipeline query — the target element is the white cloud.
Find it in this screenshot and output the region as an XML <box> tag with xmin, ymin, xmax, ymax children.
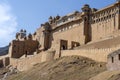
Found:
<box><xmin>0</xmin><ymin>3</ymin><xmax>17</xmax><ymax>47</ymax></box>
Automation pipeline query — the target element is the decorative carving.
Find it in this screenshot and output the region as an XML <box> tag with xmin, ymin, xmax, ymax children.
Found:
<box><xmin>15</xmin><ymin>33</ymin><xmax>19</xmax><ymax>39</ymax></box>
<box><xmin>20</xmin><ymin>29</ymin><xmax>24</xmax><ymax>32</ymax></box>
<box><xmin>82</xmin><ymin>4</ymin><xmax>91</xmax><ymax>12</ymax></box>
<box><xmin>28</xmin><ymin>33</ymin><xmax>32</xmax><ymax>39</ymax></box>
<box><xmin>49</xmin><ymin>16</ymin><xmax>53</xmax><ymax>24</ymax></box>
<box><xmin>53</xmin><ymin>17</ymin><xmax>56</xmax><ymax>23</ymax></box>
<box><xmin>56</xmin><ymin>15</ymin><xmax>60</xmax><ymax>20</ymax></box>
<box><xmin>43</xmin><ymin>22</ymin><xmax>51</xmax><ymax>31</ymax></box>
<box><xmin>24</xmin><ymin>30</ymin><xmax>26</xmax><ymax>33</ymax></box>
<box><xmin>49</xmin><ymin>16</ymin><xmax>52</xmax><ymax>20</ymax></box>
<box><xmin>91</xmin><ymin>8</ymin><xmax>98</xmax><ymax>12</ymax></box>
<box><xmin>41</xmin><ymin>24</ymin><xmax>44</xmax><ymax>27</ymax></box>
<box><xmin>74</xmin><ymin>11</ymin><xmax>79</xmax><ymax>15</ymax></box>
<box><xmin>84</xmin><ymin>4</ymin><xmax>90</xmax><ymax>7</ymax></box>
<box><xmin>24</xmin><ymin>37</ymin><xmax>27</xmax><ymax>40</ymax></box>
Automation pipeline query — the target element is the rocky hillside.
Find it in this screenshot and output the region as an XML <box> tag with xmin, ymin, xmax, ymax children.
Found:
<box><xmin>90</xmin><ymin>70</ymin><xmax>120</xmax><ymax>80</ymax></box>
<box><xmin>6</xmin><ymin>56</ymin><xmax>106</xmax><ymax>80</ymax></box>
<box><xmin>0</xmin><ymin>46</ymin><xmax>9</xmax><ymax>56</ymax></box>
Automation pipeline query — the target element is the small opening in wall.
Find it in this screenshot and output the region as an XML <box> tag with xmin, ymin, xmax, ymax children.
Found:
<box><xmin>62</xmin><ymin>45</ymin><xmax>66</xmax><ymax>50</ymax></box>
<box><xmin>84</xmin><ymin>17</ymin><xmax>87</xmax><ymax>21</ymax></box>
<box><xmin>13</xmin><ymin>45</ymin><xmax>16</xmax><ymax>47</ymax></box>
<box><xmin>25</xmin><ymin>51</ymin><xmax>28</xmax><ymax>57</ymax></box>
<box><xmin>112</xmin><ymin>57</ymin><xmax>114</xmax><ymax>63</ymax></box>
<box><xmin>118</xmin><ymin>54</ymin><xmax>120</xmax><ymax>60</ymax></box>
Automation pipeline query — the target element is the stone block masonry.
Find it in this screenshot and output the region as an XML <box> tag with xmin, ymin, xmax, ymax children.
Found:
<box><xmin>61</xmin><ymin>47</ymin><xmax>120</xmax><ymax>62</ymax></box>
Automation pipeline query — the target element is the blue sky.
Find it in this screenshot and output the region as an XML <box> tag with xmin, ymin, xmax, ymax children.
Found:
<box><xmin>0</xmin><ymin>0</ymin><xmax>115</xmax><ymax>47</ymax></box>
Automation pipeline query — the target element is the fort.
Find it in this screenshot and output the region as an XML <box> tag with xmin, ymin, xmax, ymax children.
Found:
<box><xmin>1</xmin><ymin>0</ymin><xmax>120</xmax><ymax>71</ymax></box>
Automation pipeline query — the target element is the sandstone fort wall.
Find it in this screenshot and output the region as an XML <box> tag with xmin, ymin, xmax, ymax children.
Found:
<box><xmin>8</xmin><ymin>46</ymin><xmax>120</xmax><ymax>71</ymax></box>
<box><xmin>61</xmin><ymin>47</ymin><xmax>120</xmax><ymax>62</ymax></box>
<box><xmin>52</xmin><ymin>21</ymin><xmax>85</xmax><ymax>49</ymax></box>
<box><xmin>3</xmin><ymin>1</ymin><xmax>120</xmax><ymax>71</ymax></box>
<box><xmin>9</xmin><ymin>51</ymin><xmax>55</xmax><ymax>71</ymax></box>
<box><xmin>91</xmin><ymin>4</ymin><xmax>120</xmax><ymax>41</ymax></box>
<box><xmin>10</xmin><ymin>52</ymin><xmax>43</xmax><ymax>71</ymax></box>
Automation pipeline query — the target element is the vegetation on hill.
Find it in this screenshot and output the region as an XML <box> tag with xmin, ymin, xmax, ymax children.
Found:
<box><xmin>6</xmin><ymin>56</ymin><xmax>106</xmax><ymax>80</ymax></box>
<box><xmin>0</xmin><ymin>46</ymin><xmax>9</xmax><ymax>56</ymax></box>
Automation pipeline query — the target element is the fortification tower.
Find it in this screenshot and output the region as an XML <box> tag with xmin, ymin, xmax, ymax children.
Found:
<box><xmin>116</xmin><ymin>0</ymin><xmax>120</xmax><ymax>30</ymax></box>
<box><xmin>81</xmin><ymin>4</ymin><xmax>92</xmax><ymax>43</ymax></box>
<box><xmin>41</xmin><ymin>22</ymin><xmax>52</xmax><ymax>50</ymax></box>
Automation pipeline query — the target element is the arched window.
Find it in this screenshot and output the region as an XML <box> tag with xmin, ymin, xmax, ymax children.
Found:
<box><xmin>118</xmin><ymin>54</ymin><xmax>120</xmax><ymax>60</ymax></box>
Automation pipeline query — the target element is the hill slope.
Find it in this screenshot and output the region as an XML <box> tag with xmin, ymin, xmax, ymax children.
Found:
<box><xmin>90</xmin><ymin>70</ymin><xmax>120</xmax><ymax>80</ymax></box>
<box><xmin>7</xmin><ymin>56</ymin><xmax>106</xmax><ymax>80</ymax></box>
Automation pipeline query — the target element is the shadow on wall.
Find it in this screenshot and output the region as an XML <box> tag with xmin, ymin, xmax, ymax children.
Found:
<box><xmin>0</xmin><ymin>57</ymin><xmax>10</xmax><ymax>68</ymax></box>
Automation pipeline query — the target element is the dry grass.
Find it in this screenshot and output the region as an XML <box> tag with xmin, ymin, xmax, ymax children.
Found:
<box><xmin>90</xmin><ymin>70</ymin><xmax>120</xmax><ymax>80</ymax></box>
<box><xmin>7</xmin><ymin>56</ymin><xmax>106</xmax><ymax>80</ymax></box>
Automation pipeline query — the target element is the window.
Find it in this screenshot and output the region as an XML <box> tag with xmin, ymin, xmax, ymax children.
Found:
<box><xmin>118</xmin><ymin>54</ymin><xmax>120</xmax><ymax>60</ymax></box>
<box><xmin>84</xmin><ymin>17</ymin><xmax>87</xmax><ymax>21</ymax></box>
<box><xmin>99</xmin><ymin>19</ymin><xmax>100</xmax><ymax>22</ymax></box>
<box><xmin>109</xmin><ymin>15</ymin><xmax>111</xmax><ymax>18</ymax></box>
<box><xmin>112</xmin><ymin>57</ymin><xmax>114</xmax><ymax>63</ymax></box>
<box><xmin>14</xmin><ymin>45</ymin><xmax>16</xmax><ymax>47</ymax></box>
<box><xmin>112</xmin><ymin>14</ymin><xmax>115</xmax><ymax>17</ymax></box>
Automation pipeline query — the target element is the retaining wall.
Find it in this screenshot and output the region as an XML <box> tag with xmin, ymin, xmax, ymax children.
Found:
<box><xmin>61</xmin><ymin>47</ymin><xmax>120</xmax><ymax>62</ymax></box>
<box><xmin>10</xmin><ymin>51</ymin><xmax>55</xmax><ymax>71</ymax></box>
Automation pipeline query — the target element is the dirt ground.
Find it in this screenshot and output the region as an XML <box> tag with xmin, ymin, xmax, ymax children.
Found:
<box><xmin>90</xmin><ymin>70</ymin><xmax>120</xmax><ymax>80</ymax></box>
<box><xmin>6</xmin><ymin>56</ymin><xmax>106</xmax><ymax>80</ymax></box>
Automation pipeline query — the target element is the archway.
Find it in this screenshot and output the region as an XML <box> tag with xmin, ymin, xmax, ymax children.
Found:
<box><xmin>60</xmin><ymin>40</ymin><xmax>68</xmax><ymax>50</ymax></box>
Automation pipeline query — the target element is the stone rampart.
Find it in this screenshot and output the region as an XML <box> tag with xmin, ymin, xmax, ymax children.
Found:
<box><xmin>10</xmin><ymin>51</ymin><xmax>55</xmax><ymax>71</ymax></box>
<box><xmin>9</xmin><ymin>46</ymin><xmax>120</xmax><ymax>71</ymax></box>
<box><xmin>61</xmin><ymin>47</ymin><xmax>120</xmax><ymax>62</ymax></box>
<box><xmin>10</xmin><ymin>52</ymin><xmax>43</xmax><ymax>71</ymax></box>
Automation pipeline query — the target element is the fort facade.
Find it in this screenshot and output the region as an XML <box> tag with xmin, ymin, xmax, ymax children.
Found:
<box><xmin>1</xmin><ymin>0</ymin><xmax>120</xmax><ymax>71</ymax></box>
<box><xmin>33</xmin><ymin>0</ymin><xmax>120</xmax><ymax>54</ymax></box>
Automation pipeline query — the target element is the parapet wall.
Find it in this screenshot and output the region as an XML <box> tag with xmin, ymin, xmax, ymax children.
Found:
<box><xmin>9</xmin><ymin>46</ymin><xmax>120</xmax><ymax>71</ymax></box>
<box><xmin>10</xmin><ymin>53</ymin><xmax>43</xmax><ymax>71</ymax></box>
<box><xmin>10</xmin><ymin>51</ymin><xmax>55</xmax><ymax>71</ymax></box>
<box><xmin>61</xmin><ymin>47</ymin><xmax>120</xmax><ymax>62</ymax></box>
